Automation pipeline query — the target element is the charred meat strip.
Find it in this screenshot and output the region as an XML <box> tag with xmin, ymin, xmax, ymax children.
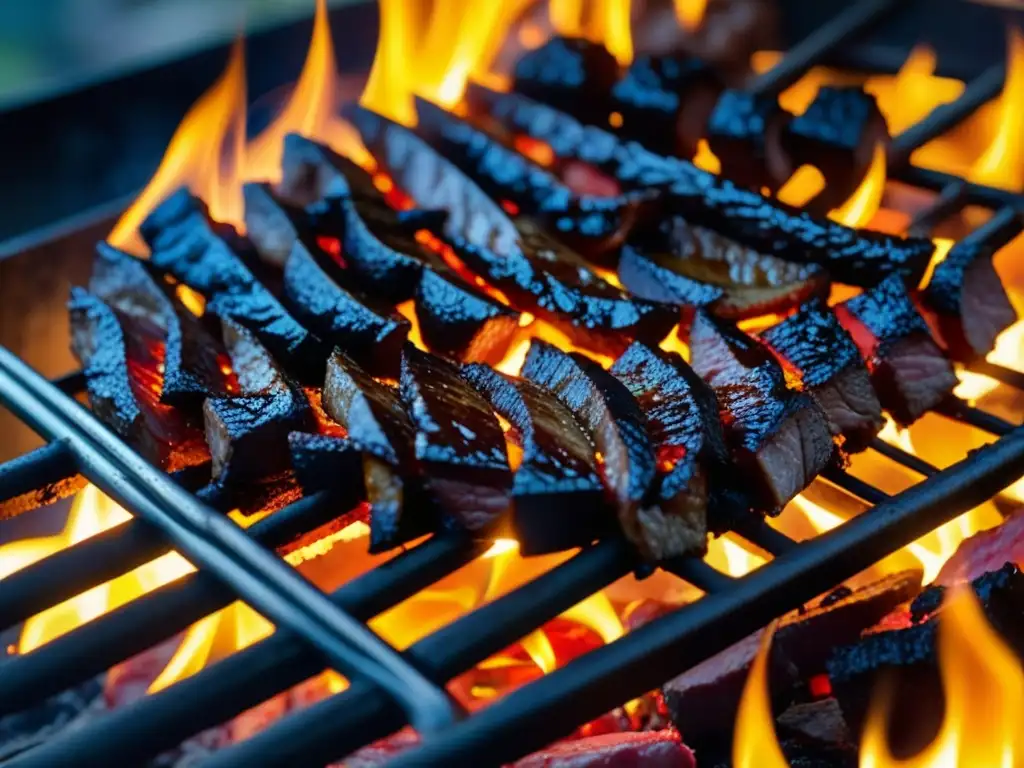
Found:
<box><xmin>203</xmin><ymin>318</ymin><xmax>310</xmax><ymax>487</ymax></box>
<box><xmin>705</xmin><ymin>90</ymin><xmax>794</xmax><ymax>192</ymax></box>
<box><xmin>276</xmin><ymin>131</ymin><xmax>380</xmax><ymax>208</ymax></box>
<box><xmin>835</xmin><ymin>273</ymin><xmax>957</xmax><ymax>426</ymax></box>
<box><xmin>141</xmin><ymin>188</ymin><xmax>327</xmax><ymax>382</ymax></box>
<box><xmin>69</xmin><ymin>288</ymin><xmax>207</xmax><ymax>471</ymax></box>
<box><xmin>242</xmin><ymin>183</ymin><xmax>303</xmax><ymax>270</ymax></box>
<box><xmin>399</xmin><ymin>344</ymin><xmax>512</xmax><ymax>535</ymax></box>
<box><xmin>513</xmin><ymin>731</ymin><xmax>696</xmax><ymax>768</ymax></box>
<box><xmin>611</xmin><ymin>341</ymin><xmax>743</xmax><ymax>538</ymax></box>
<box><xmin>521</xmin><ymin>340</ymin><xmax>675</xmax><ymax>559</ymax></box>
<box><xmin>688</xmin><ymin>310</ymin><xmax>835</xmax><ymax>513</ymax></box>
<box><xmin>348</xmin><ymin>105</ymin><xmax>677</xmax><ymax>355</ymax></box>
<box><xmin>287</xmin><ymin>432</ymin><xmax>362</xmax><ymax>503</ymax></box>
<box><xmin>920</xmin><ymin>232</ymin><xmax>1019</xmax><ymax>362</ymax></box>
<box><xmin>412</xmin><ymin>96</ymin><xmax>649</xmax><ymax>262</ymax></box>
<box><xmin>462</xmin><ymin>363</ymin><xmax>610</xmax><ymax>554</ymax></box>
<box><xmin>607</xmin><ymin>53</ymin><xmax>721</xmax><ymax>159</ymax></box>
<box><xmin>323</xmin><ymin>350</ymin><xmax>437</xmax><ymax>552</ymax></box>
<box><xmin>934</xmin><ymin>505</ymin><xmax>1024</xmax><ymax>586</ymax></box>
<box><xmin>760</xmin><ymin>299</ymin><xmax>884</xmax><ymax>452</ymax></box>
<box><xmin>90</xmin><ymin>242</ymin><xmax>230</xmax><ymax>409</ymax></box>
<box><xmin>620</xmin><ymin>216</ymin><xmax>827</xmax><ymax>323</ymax></box>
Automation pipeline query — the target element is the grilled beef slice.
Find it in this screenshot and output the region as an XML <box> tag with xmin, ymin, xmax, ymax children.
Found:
<box><xmin>141</xmin><ymin>188</ymin><xmax>327</xmax><ymax>382</ymax></box>
<box><xmin>688</xmin><ymin>310</ymin><xmax>835</xmax><ymax>513</ymax></box>
<box><xmin>760</xmin><ymin>299</ymin><xmax>884</xmax><ymax>452</ymax></box>
<box><xmin>611</xmin><ymin>341</ymin><xmax>741</xmax><ymax>540</ymax></box>
<box><xmin>835</xmin><ymin>273</ymin><xmax>957</xmax><ymax>426</ymax></box>
<box><xmin>348</xmin><ymin>105</ymin><xmax>676</xmax><ymax>355</ymax></box>
<box><xmin>934</xmin><ymin>506</ymin><xmax>1024</xmax><ymax>586</ymax></box>
<box><xmin>512</xmin><ymin>731</ymin><xmax>696</xmax><ymax>768</ymax></box>
<box><xmin>322</xmin><ymin>350</ymin><xmax>435</xmax><ymax>551</ymax></box>
<box><xmin>521</xmin><ymin>340</ymin><xmax>675</xmax><ymax>559</ymax></box>
<box><xmin>277</xmin><ymin>132</ymin><xmax>380</xmax><ymax>209</ymax></box>
<box><xmin>90</xmin><ymin>242</ymin><xmax>229</xmax><ymax>409</ymax></box>
<box><xmin>620</xmin><ymin>216</ymin><xmax>827</xmax><ymax>323</ymax></box>
<box><xmin>705</xmin><ymin>89</ymin><xmax>794</xmax><ymax>192</ymax></box>
<box><xmin>920</xmin><ymin>234</ymin><xmax>1019</xmax><ymax>362</ymax></box>
<box><xmin>462</xmin><ymin>363</ymin><xmax>610</xmax><ymax>554</ymax></box>
<box><xmin>69</xmin><ymin>288</ymin><xmax>207</xmax><ymax>470</ymax></box>
<box><xmin>399</xmin><ymin>344</ymin><xmax>512</xmax><ymax>534</ymax></box>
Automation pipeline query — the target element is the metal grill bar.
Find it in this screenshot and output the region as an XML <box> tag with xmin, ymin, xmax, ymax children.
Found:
<box><xmin>51</xmin><ymin>370</ymin><xmax>86</xmax><ymax>396</ymax></box>
<box><xmin>0</xmin><ymin>345</ymin><xmax>455</xmax><ymax>731</ymax></box>
<box><xmin>384</xmin><ymin>426</ymin><xmax>1024</xmax><ymax>768</ymax></box>
<box><xmin>0</xmin><ymin>440</ymin><xmax>76</xmax><ymax>505</ymax></box>
<box><xmin>936</xmin><ymin>397</ymin><xmax>1015</xmax><ymax>436</ymax></box>
<box><xmin>893</xmin><ymin>165</ymin><xmax>1024</xmax><ymax>209</ymax></box>
<box><xmin>731</xmin><ymin>518</ymin><xmax>798</xmax><ymax>556</ymax></box>
<box><xmin>869</xmin><ymin>437</ymin><xmax>938</xmax><ymax>476</ymax></box>
<box><xmin>968</xmin><ymin>360</ymin><xmax>1024</xmax><ymax>391</ymax></box>
<box><xmin>821</xmin><ymin>467</ymin><xmax>891</xmax><ymax>504</ymax></box>
<box><xmin>907</xmin><ymin>181</ymin><xmax>966</xmax><ymax>236</ymax></box>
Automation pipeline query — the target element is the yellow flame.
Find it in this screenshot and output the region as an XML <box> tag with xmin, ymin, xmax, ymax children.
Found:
<box><xmin>108</xmin><ymin>39</ymin><xmax>246</xmax><ymax>252</ymax></box>
<box><xmin>866</xmin><ymin>46</ymin><xmax>965</xmax><ymax>136</ymax></box>
<box><xmin>860</xmin><ymin>586</ymin><xmax>1024</xmax><ymax>767</ymax></box>
<box><xmin>776</xmin><ymin>164</ymin><xmax>827</xmax><ymax>207</ymax></box>
<box><xmin>692</xmin><ymin>140</ymin><xmax>721</xmax><ymax>175</ymax></box>
<box><xmin>560</xmin><ymin>591</ymin><xmax>624</xmax><ymax>645</ymax></box>
<box><xmin>828</xmin><ymin>143</ymin><xmax>887</xmax><ymax>228</ymax></box>
<box><xmin>971</xmin><ymin>27</ymin><xmax>1024</xmax><ymax>191</ymax></box>
<box><xmin>674</xmin><ymin>0</ymin><xmax>708</xmax><ymax>32</ymax></box>
<box><xmin>732</xmin><ymin>623</ymin><xmax>788</xmax><ymax>768</ymax></box>
<box><xmin>521</xmin><ymin>629</ymin><xmax>558</xmax><ymax>673</ymax></box>
<box><xmin>706</xmin><ymin>535</ymin><xmax>768</xmax><ymax>578</ymax></box>
<box><xmin>549</xmin><ymin>0</ymin><xmax>633</xmax><ymax>66</ymax></box>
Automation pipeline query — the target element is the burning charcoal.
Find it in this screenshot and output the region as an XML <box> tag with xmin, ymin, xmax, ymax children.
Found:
<box><xmin>760</xmin><ymin>299</ymin><xmax>884</xmax><ymax>452</ymax></box>
<box><xmin>412</xmin><ymin>96</ymin><xmax>651</xmax><ymax>263</ymax></box>
<box><xmin>282</xmin><ymin>244</ymin><xmax>409</xmax><ymax>377</ymax></box>
<box><xmin>934</xmin><ymin>507</ymin><xmax>1024</xmax><ymax>586</ymax></box>
<box><xmin>400</xmin><ymin>344</ymin><xmax>512</xmax><ymax>534</ymax></box>
<box><xmin>203</xmin><ymin>319</ymin><xmax>310</xmax><ymax>487</ymax></box>
<box><xmin>277</xmin><ymin>132</ymin><xmax>379</xmax><ymax>208</ymax></box>
<box><xmin>68</xmin><ymin>288</ymin><xmax>207</xmax><ymax>471</ymax></box>
<box><xmin>349</xmin><ymin>106</ymin><xmax>677</xmax><ymax>355</ymax></box>
<box><xmin>688</xmin><ymin>311</ymin><xmax>835</xmax><ymax>513</ymax></box>
<box><xmin>90</xmin><ymin>243</ymin><xmax>229</xmax><ymax>409</ymax></box>
<box><xmin>461</xmin><ymin>363</ymin><xmax>610</xmax><ymax>554</ymax></box>
<box><xmin>777</xmin><ymin>698</ymin><xmax>852</xmax><ymax>747</ymax></box>
<box><xmin>607</xmin><ymin>54</ymin><xmax>721</xmax><ymax>159</ymax></box>
<box><xmin>785</xmin><ymin>87</ymin><xmax>890</xmax><ymax>209</ymax></box>
<box><xmin>512</xmin><ymin>731</ymin><xmax>696</xmax><ymax>768</ymax></box>
<box><xmin>611</xmin><ymin>341</ymin><xmax>744</xmax><ymax>539</ymax></box>
<box><xmin>705</xmin><ymin>89</ymin><xmax>794</xmax><ymax>192</ymax></box>
<box><xmin>512</xmin><ymin>37</ymin><xmax>620</xmax><ymax>127</ymax></box>
<box><xmin>920</xmin><ymin>234</ymin><xmax>1019</xmax><ymax>362</ymax></box>
<box><xmin>322</xmin><ymin>350</ymin><xmax>436</xmax><ymax>552</ymax></box>
<box><xmin>619</xmin><ymin>217</ymin><xmax>827</xmax><ymax>324</ymax></box>
<box><xmin>522</xmin><ymin>340</ymin><xmax>673</xmax><ymax>559</ymax></box>
<box><xmin>835</xmin><ymin>273</ymin><xmax>957</xmax><ymax>426</ymax></box>
<box><xmin>242</xmin><ymin>183</ymin><xmax>303</xmax><ymax>269</ymax></box>
<box><xmin>141</xmin><ymin>188</ymin><xmax>327</xmax><ymax>382</ymax></box>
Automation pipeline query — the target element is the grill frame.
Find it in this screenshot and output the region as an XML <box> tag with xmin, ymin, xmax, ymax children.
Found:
<box><xmin>2</xmin><ymin>0</ymin><xmax>1024</xmax><ymax>765</ymax></box>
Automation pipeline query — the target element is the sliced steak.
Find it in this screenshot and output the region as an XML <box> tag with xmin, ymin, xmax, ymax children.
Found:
<box><xmin>688</xmin><ymin>310</ymin><xmax>835</xmax><ymax>513</ymax></box>
<box><xmin>522</xmin><ymin>340</ymin><xmax>667</xmax><ymax>559</ymax></box>
<box><xmin>934</xmin><ymin>506</ymin><xmax>1024</xmax><ymax>586</ymax></box>
<box><xmin>835</xmin><ymin>273</ymin><xmax>957</xmax><ymax>426</ymax></box>
<box><xmin>512</xmin><ymin>731</ymin><xmax>696</xmax><ymax>768</ymax></box>
<box><xmin>760</xmin><ymin>299</ymin><xmax>884</xmax><ymax>452</ymax></box>
<box><xmin>611</xmin><ymin>341</ymin><xmax>743</xmax><ymax>539</ymax></box>
<box><xmin>399</xmin><ymin>344</ymin><xmax>512</xmax><ymax>534</ymax></box>
<box><xmin>462</xmin><ymin>363</ymin><xmax>610</xmax><ymax>554</ymax></box>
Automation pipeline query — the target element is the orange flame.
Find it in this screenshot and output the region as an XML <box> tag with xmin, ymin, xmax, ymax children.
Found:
<box><xmin>108</xmin><ymin>39</ymin><xmax>247</xmax><ymax>252</ymax></box>
<box><xmin>865</xmin><ymin>46</ymin><xmax>965</xmax><ymax>136</ymax></box>
<box><xmin>828</xmin><ymin>143</ymin><xmax>887</xmax><ymax>228</ymax></box>
<box><xmin>776</xmin><ymin>165</ymin><xmax>826</xmax><ymax>207</ymax></box>
<box><xmin>674</xmin><ymin>0</ymin><xmax>708</xmax><ymax>32</ymax></box>
<box><xmin>692</xmin><ymin>140</ymin><xmax>721</xmax><ymax>175</ymax></box>
<box><xmin>970</xmin><ymin>27</ymin><xmax>1024</xmax><ymax>191</ymax></box>
<box><xmin>549</xmin><ymin>0</ymin><xmax>633</xmax><ymax>66</ymax></box>
<box><xmin>732</xmin><ymin>623</ymin><xmax>788</xmax><ymax>768</ymax></box>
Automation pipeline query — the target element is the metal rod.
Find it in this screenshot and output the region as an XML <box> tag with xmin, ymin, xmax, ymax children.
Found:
<box><xmin>907</xmin><ymin>182</ymin><xmax>966</xmax><ymax>237</ymax></box>
<box><xmin>0</xmin><ymin>440</ymin><xmax>76</xmax><ymax>504</ymax></box>
<box><xmin>0</xmin><ymin>346</ymin><xmax>455</xmax><ymax>732</ymax></box>
<box><xmin>935</xmin><ymin>397</ymin><xmax>1015</xmax><ymax>436</ymax></box>
<box><xmin>51</xmin><ymin>370</ymin><xmax>86</xmax><ymax>396</ymax></box>
<box><xmin>820</xmin><ymin>467</ymin><xmax>891</xmax><ymax>505</ymax></box>
<box><xmin>893</xmin><ymin>165</ymin><xmax>1024</xmax><ymax>210</ymax></box>
<box><xmin>889</xmin><ymin>64</ymin><xmax>1006</xmax><ymax>166</ymax></box>
<box><xmin>967</xmin><ymin>360</ymin><xmax>1024</xmax><ymax>391</ymax></box>
<box><xmin>747</xmin><ymin>0</ymin><xmax>904</xmax><ymax>96</ymax></box>
<box><xmin>200</xmin><ymin>539</ymin><xmax>636</xmax><ymax>768</ymax></box>
<box><xmin>384</xmin><ymin>426</ymin><xmax>1024</xmax><ymax>768</ymax></box>
<box><xmin>730</xmin><ymin>518</ymin><xmax>798</xmax><ymax>556</ymax></box>
<box><xmin>663</xmin><ymin>558</ymin><xmax>737</xmax><ymax>593</ymax></box>
<box><xmin>868</xmin><ymin>437</ymin><xmax>938</xmax><ymax>476</ymax></box>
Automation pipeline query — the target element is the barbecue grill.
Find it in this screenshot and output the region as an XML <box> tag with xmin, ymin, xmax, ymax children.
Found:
<box><xmin>1</xmin><ymin>0</ymin><xmax>1023</xmax><ymax>765</ymax></box>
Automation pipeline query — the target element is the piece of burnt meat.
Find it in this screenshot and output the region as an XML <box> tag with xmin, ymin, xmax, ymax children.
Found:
<box><xmin>321</xmin><ymin>350</ymin><xmax>436</xmax><ymax>551</ymax></box>
<box><xmin>920</xmin><ymin>224</ymin><xmax>1020</xmax><ymax>362</ymax></box>
<box><xmin>512</xmin><ymin>37</ymin><xmax>620</xmax><ymax>127</ymax></box>
<box><xmin>607</xmin><ymin>53</ymin><xmax>721</xmax><ymax>159</ymax></box>
<box><xmin>760</xmin><ymin>300</ymin><xmax>884</xmax><ymax>452</ymax></box>
<box><xmin>933</xmin><ymin>506</ymin><xmax>1024</xmax><ymax>586</ymax></box>
<box><xmin>688</xmin><ymin>311</ymin><xmax>835</xmax><ymax>513</ymax></box>
<box><xmin>512</xmin><ymin>731</ymin><xmax>696</xmax><ymax>768</ymax></box>
<box><xmin>281</xmin><ymin>244</ymin><xmax>409</xmax><ymax>377</ymax></box>
<box><xmin>399</xmin><ymin>344</ymin><xmax>512</xmax><ymax>535</ymax></box>
<box><xmin>242</xmin><ymin>183</ymin><xmax>304</xmax><ymax>270</ymax></box>
<box><xmin>834</xmin><ymin>274</ymin><xmax>957</xmax><ymax>426</ymax></box>
<box><xmin>348</xmin><ymin>106</ymin><xmax>677</xmax><ymax>355</ymax></box>
<box><xmin>69</xmin><ymin>288</ymin><xmax>208</xmax><ymax>471</ymax></box>
<box><xmin>521</xmin><ymin>340</ymin><xmax>670</xmax><ymax>558</ymax></box>
<box><xmin>462</xmin><ymin>363</ymin><xmax>610</xmax><ymax>554</ymax></box>
<box><xmin>203</xmin><ymin>318</ymin><xmax>311</xmax><ymax>487</ymax></box>
<box><xmin>412</xmin><ymin>96</ymin><xmax>650</xmax><ymax>263</ymax></box>
<box><xmin>141</xmin><ymin>188</ymin><xmax>327</xmax><ymax>382</ymax></box>
<box><xmin>611</xmin><ymin>341</ymin><xmax>743</xmax><ymax>538</ymax></box>
<box><xmin>90</xmin><ymin>242</ymin><xmax>229</xmax><ymax>409</ymax></box>
<box><xmin>276</xmin><ymin>132</ymin><xmax>381</xmax><ymax>208</ymax></box>
<box><xmin>706</xmin><ymin>89</ymin><xmax>794</xmax><ymax>192</ymax></box>
<box><xmin>620</xmin><ymin>217</ymin><xmax>827</xmax><ymax>324</ymax></box>
<box><xmin>785</xmin><ymin>87</ymin><xmax>890</xmax><ymax>210</ymax></box>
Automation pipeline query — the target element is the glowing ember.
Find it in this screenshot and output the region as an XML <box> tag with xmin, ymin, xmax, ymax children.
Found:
<box><xmin>692</xmin><ymin>140</ymin><xmax>722</xmax><ymax>175</ymax></box>
<box><xmin>776</xmin><ymin>164</ymin><xmax>826</xmax><ymax>207</ymax></box>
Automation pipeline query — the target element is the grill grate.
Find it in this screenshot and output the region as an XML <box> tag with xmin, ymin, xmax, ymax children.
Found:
<box><xmin>1</xmin><ymin>1</ymin><xmax>1024</xmax><ymax>765</ymax></box>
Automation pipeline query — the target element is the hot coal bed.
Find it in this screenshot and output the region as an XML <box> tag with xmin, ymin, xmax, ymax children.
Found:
<box><xmin>1</xmin><ymin>0</ymin><xmax>1024</xmax><ymax>766</ymax></box>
